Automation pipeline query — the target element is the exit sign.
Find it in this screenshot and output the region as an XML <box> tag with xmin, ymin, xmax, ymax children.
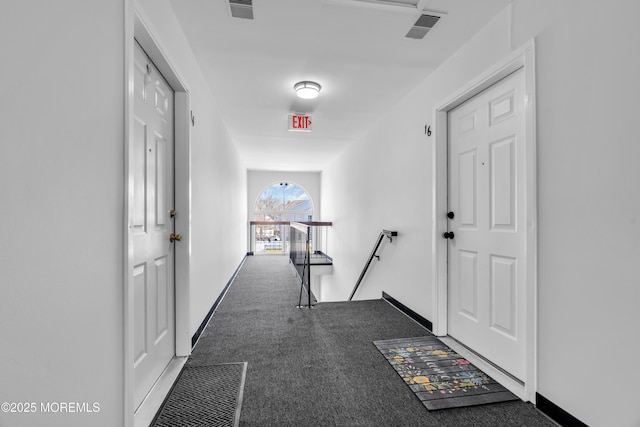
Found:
<box><xmin>288</xmin><ymin>114</ymin><xmax>312</xmax><ymax>132</ymax></box>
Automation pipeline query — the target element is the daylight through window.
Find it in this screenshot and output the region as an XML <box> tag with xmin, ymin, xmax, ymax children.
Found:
<box><xmin>254</xmin><ymin>182</ymin><xmax>313</xmax><ymax>253</ymax></box>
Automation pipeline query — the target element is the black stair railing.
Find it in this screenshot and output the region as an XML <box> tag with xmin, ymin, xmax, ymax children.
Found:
<box><xmin>286</xmin><ymin>221</ymin><xmax>333</xmax><ymax>308</ymax></box>
<box><xmin>349</xmin><ymin>229</ymin><xmax>398</xmax><ymax>301</ymax></box>
<box><xmin>290</xmin><ymin>222</ymin><xmax>313</xmax><ymax>308</ymax></box>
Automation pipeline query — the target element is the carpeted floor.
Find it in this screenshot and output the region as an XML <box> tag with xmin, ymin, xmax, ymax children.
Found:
<box><xmin>188</xmin><ymin>255</ymin><xmax>554</xmax><ymax>426</ymax></box>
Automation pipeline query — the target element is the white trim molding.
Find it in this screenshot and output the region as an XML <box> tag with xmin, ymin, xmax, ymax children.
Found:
<box><xmin>431</xmin><ymin>39</ymin><xmax>537</xmax><ymax>402</ymax></box>
<box><xmin>123</xmin><ymin>3</ymin><xmax>135</xmax><ymax>426</ymax></box>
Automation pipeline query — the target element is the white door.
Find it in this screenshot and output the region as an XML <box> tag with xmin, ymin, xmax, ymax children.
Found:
<box><xmin>447</xmin><ymin>68</ymin><xmax>526</xmax><ymax>381</ymax></box>
<box><xmin>133</xmin><ymin>42</ymin><xmax>176</xmax><ymax>409</ymax></box>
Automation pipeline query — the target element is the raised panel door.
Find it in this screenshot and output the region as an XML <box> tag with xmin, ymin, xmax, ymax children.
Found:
<box><xmin>447</xmin><ymin>68</ymin><xmax>526</xmax><ymax>380</ymax></box>
<box><xmin>133</xmin><ymin>41</ymin><xmax>176</xmax><ymax>409</ymax></box>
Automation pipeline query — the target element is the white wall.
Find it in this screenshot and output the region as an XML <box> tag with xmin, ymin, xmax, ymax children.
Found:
<box><xmin>321</xmin><ymin>1</ymin><xmax>640</xmax><ymax>426</ymax></box>
<box><xmin>320</xmin><ymin>6</ymin><xmax>512</xmax><ymax>306</ymax></box>
<box><xmin>135</xmin><ymin>0</ymin><xmax>248</xmax><ymax>336</ymax></box>
<box><xmin>0</xmin><ymin>2</ymin><xmax>125</xmax><ymax>427</ymax></box>
<box><xmin>0</xmin><ymin>1</ymin><xmax>247</xmax><ymax>426</ymax></box>
<box><xmin>519</xmin><ymin>2</ymin><xmax>640</xmax><ymax>426</ymax></box>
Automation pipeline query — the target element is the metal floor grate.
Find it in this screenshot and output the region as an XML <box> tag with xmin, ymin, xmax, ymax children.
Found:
<box><xmin>152</xmin><ymin>362</ymin><xmax>247</xmax><ymax>427</ymax></box>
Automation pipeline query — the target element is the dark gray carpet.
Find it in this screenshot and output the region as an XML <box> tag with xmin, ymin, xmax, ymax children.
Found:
<box><xmin>188</xmin><ymin>255</ymin><xmax>554</xmax><ymax>426</ymax></box>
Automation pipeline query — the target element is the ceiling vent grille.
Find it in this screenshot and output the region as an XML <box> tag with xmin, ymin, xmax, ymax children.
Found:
<box><xmin>229</xmin><ymin>0</ymin><xmax>254</xmax><ymax>20</ymax></box>
<box><xmin>405</xmin><ymin>13</ymin><xmax>440</xmax><ymax>39</ymax></box>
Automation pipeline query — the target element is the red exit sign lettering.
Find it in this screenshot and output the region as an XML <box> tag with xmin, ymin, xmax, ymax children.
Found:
<box><xmin>288</xmin><ymin>115</ymin><xmax>312</xmax><ymax>132</ymax></box>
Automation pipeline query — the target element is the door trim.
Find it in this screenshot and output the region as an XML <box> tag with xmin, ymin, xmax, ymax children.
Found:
<box><xmin>124</xmin><ymin>4</ymin><xmax>192</xmax><ymax>426</ymax></box>
<box><xmin>431</xmin><ymin>39</ymin><xmax>537</xmax><ymax>402</ymax></box>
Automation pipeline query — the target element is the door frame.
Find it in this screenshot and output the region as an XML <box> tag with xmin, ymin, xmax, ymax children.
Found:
<box><xmin>431</xmin><ymin>40</ymin><xmax>537</xmax><ymax>401</ymax></box>
<box><xmin>124</xmin><ymin>4</ymin><xmax>192</xmax><ymax>425</ymax></box>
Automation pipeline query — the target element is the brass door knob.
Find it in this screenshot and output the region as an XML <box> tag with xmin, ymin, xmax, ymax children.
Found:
<box><xmin>170</xmin><ymin>233</ymin><xmax>182</xmax><ymax>242</ymax></box>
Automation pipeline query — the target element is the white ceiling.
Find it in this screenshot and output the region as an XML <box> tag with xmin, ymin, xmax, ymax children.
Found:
<box><xmin>167</xmin><ymin>0</ymin><xmax>512</xmax><ymax>171</ymax></box>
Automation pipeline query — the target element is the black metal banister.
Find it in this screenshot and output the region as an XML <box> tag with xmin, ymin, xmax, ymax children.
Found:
<box><xmin>349</xmin><ymin>230</ymin><xmax>397</xmax><ymax>301</ymax></box>
<box><xmin>290</xmin><ymin>222</ymin><xmax>313</xmax><ymax>308</ymax></box>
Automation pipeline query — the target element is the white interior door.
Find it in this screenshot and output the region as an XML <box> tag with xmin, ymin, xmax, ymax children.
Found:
<box><xmin>447</xmin><ymin>68</ymin><xmax>526</xmax><ymax>381</ymax></box>
<box><xmin>133</xmin><ymin>41</ymin><xmax>176</xmax><ymax>409</ymax></box>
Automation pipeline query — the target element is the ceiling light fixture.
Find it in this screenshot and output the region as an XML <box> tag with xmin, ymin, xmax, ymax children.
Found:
<box><xmin>294</xmin><ymin>81</ymin><xmax>321</xmax><ymax>99</ymax></box>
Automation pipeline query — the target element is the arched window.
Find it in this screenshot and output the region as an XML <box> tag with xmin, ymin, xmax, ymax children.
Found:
<box><xmin>254</xmin><ymin>182</ymin><xmax>313</xmax><ymax>252</ymax></box>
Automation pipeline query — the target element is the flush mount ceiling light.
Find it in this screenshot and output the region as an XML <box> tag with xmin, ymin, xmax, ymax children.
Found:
<box><xmin>294</xmin><ymin>81</ymin><xmax>321</xmax><ymax>99</ymax></box>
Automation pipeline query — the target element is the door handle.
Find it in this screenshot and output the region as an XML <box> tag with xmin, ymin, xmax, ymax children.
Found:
<box><xmin>443</xmin><ymin>231</ymin><xmax>455</xmax><ymax>239</ymax></box>
<box><xmin>170</xmin><ymin>233</ymin><xmax>182</xmax><ymax>242</ymax></box>
<box><xmin>447</xmin><ymin>211</ymin><xmax>455</xmax><ymax>219</ymax></box>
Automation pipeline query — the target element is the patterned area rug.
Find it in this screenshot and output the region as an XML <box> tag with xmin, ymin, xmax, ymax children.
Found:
<box><xmin>374</xmin><ymin>336</ymin><xmax>518</xmax><ymax>410</ymax></box>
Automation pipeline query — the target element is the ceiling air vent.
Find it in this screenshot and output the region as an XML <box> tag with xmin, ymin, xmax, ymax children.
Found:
<box><xmin>228</xmin><ymin>0</ymin><xmax>254</xmax><ymax>20</ymax></box>
<box><xmin>405</xmin><ymin>13</ymin><xmax>440</xmax><ymax>39</ymax></box>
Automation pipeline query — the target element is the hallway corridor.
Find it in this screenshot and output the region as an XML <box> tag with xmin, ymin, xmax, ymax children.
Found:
<box><xmin>184</xmin><ymin>256</ymin><xmax>552</xmax><ymax>426</ymax></box>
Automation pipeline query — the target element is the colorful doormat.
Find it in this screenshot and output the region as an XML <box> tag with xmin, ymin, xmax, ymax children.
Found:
<box><xmin>373</xmin><ymin>336</ymin><xmax>518</xmax><ymax>410</ymax></box>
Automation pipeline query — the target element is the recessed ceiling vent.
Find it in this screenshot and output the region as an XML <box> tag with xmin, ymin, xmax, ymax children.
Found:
<box><xmin>228</xmin><ymin>0</ymin><xmax>253</xmax><ymax>20</ymax></box>
<box><xmin>405</xmin><ymin>13</ymin><xmax>440</xmax><ymax>39</ymax></box>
